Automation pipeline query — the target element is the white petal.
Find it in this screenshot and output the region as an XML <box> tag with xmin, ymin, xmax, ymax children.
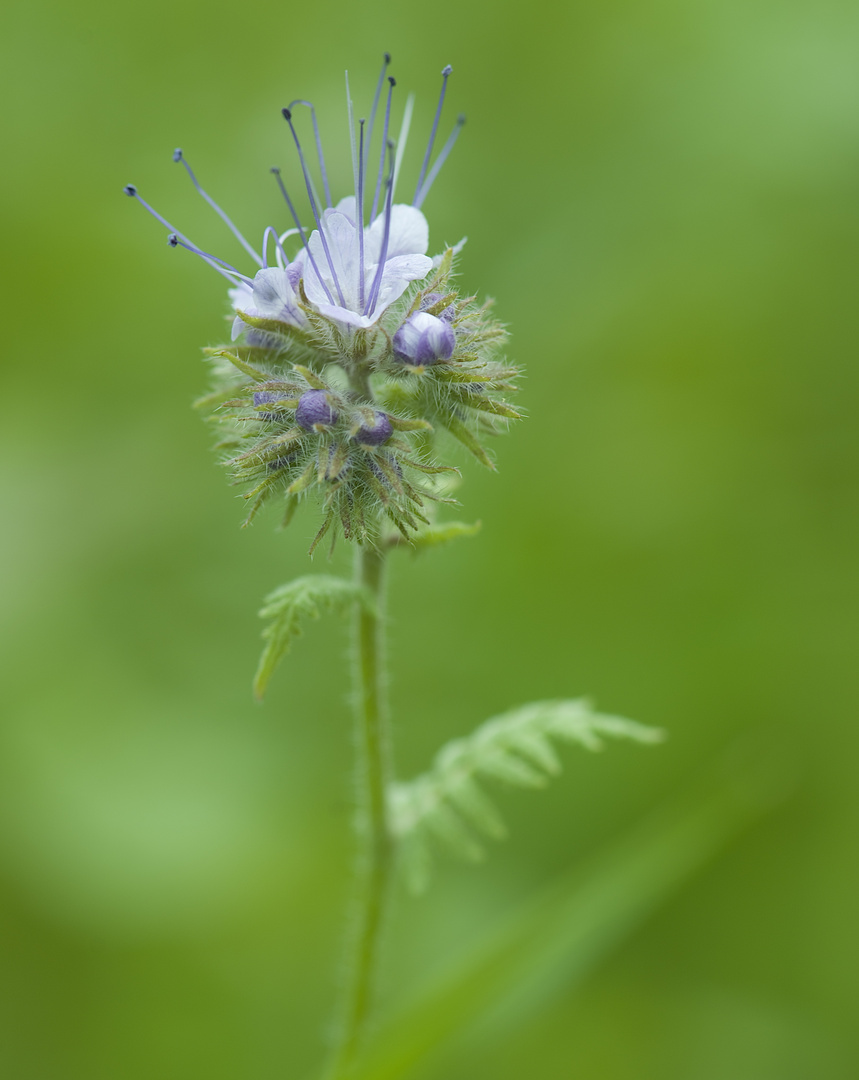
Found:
<box><xmin>334</xmin><ymin>195</ymin><xmax>357</xmax><ymax>223</ymax></box>
<box><xmin>366</xmin><ymin>204</ymin><xmax>429</xmax><ymax>262</ymax></box>
<box><xmin>228</xmin><ymin>282</ymin><xmax>254</xmax><ymax>311</ymax></box>
<box><xmin>251</xmin><ymin>268</ymin><xmax>295</xmax><ymax>314</ymax></box>
<box><xmin>311</xmin><ymin>303</ymin><xmax>376</xmax><ymax>329</ymax></box>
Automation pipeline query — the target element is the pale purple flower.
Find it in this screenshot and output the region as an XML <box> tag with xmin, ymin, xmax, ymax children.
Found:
<box><xmin>298</xmin><ymin>196</ymin><xmax>432</xmax><ymax>330</ymax></box>
<box><xmin>124</xmin><ymin>59</ymin><xmax>465</xmax><ymax>337</ymax></box>
<box><xmin>229</xmin><ymin>265</ymin><xmax>307</xmax><ymax>341</ymax></box>
<box><xmin>393</xmin><ymin>311</ymin><xmax>456</xmax><ymax>366</ymax></box>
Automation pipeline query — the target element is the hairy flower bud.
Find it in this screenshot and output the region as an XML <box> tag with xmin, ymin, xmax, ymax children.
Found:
<box><xmin>296</xmin><ymin>389</ymin><xmax>338</xmax><ymax>430</ymax></box>
<box><xmin>355</xmin><ymin>411</ymin><xmax>394</xmax><ymax>446</ymax></box>
<box><xmin>393</xmin><ymin>311</ymin><xmax>456</xmax><ymax>366</ymax></box>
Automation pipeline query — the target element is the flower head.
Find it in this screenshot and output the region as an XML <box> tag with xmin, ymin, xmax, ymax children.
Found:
<box><xmin>125</xmin><ymin>59</ymin><xmax>464</xmax><ymax>339</ymax></box>
<box><xmin>125</xmin><ymin>57</ymin><xmax>520</xmax><ymax>552</ymax></box>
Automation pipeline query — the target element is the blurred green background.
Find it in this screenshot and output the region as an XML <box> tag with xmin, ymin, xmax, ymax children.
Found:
<box><xmin>2</xmin><ymin>0</ymin><xmax>858</xmax><ymax>1076</ymax></box>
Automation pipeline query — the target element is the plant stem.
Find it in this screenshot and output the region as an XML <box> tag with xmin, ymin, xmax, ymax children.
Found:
<box><xmin>329</xmin><ymin>540</ymin><xmax>392</xmax><ymax>1077</ymax></box>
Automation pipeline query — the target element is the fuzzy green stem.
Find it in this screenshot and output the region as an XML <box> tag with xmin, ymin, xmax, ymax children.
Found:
<box><xmin>328</xmin><ymin>540</ymin><xmax>393</xmax><ymax>1077</ymax></box>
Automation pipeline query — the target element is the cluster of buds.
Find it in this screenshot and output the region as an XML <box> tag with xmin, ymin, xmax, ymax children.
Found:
<box><xmin>125</xmin><ymin>57</ymin><xmax>520</xmax><ymax>550</ymax></box>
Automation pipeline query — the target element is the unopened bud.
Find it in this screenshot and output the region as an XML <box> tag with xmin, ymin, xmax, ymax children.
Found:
<box><xmin>295</xmin><ymin>389</ymin><xmax>338</xmax><ymax>430</ymax></box>
<box><xmin>393</xmin><ymin>311</ymin><xmax>456</xmax><ymax>366</ymax></box>
<box><xmin>355</xmin><ymin>411</ymin><xmax>393</xmax><ymax>446</ymax></box>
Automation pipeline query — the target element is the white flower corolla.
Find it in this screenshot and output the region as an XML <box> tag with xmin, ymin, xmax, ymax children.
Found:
<box><xmin>125</xmin><ymin>59</ymin><xmax>465</xmax><ymax>340</ymax></box>
<box><xmin>301</xmin><ymin>196</ymin><xmax>432</xmax><ymax>330</ymax></box>
<box><xmin>229</xmin><ymin>263</ymin><xmax>307</xmax><ymax>341</ymax></box>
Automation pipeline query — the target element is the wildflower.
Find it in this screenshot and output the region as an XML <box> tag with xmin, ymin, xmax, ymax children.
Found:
<box><xmin>124</xmin><ymin>59</ymin><xmax>464</xmax><ymax>337</ymax></box>
<box><xmin>125</xmin><ymin>56</ymin><xmax>519</xmax><ymax>548</ymax></box>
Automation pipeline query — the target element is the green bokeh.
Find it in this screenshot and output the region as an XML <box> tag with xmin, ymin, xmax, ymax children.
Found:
<box><xmin>2</xmin><ymin>0</ymin><xmax>858</xmax><ymax>1076</ymax></box>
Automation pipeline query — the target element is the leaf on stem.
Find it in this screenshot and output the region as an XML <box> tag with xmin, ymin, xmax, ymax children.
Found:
<box><xmin>388</xmin><ymin>699</ymin><xmax>665</xmax><ymax>891</ymax></box>
<box><xmin>254</xmin><ymin>575</ymin><xmax>374</xmax><ymax>700</ymax></box>
<box><xmin>350</xmin><ymin>740</ymin><xmax>792</xmax><ymax>1080</ymax></box>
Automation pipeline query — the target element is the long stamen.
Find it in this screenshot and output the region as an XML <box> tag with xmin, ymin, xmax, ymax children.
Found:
<box><xmin>364</xmin><ymin>52</ymin><xmax>391</xmax><ymax>188</ymax></box>
<box><xmin>413</xmin><ymin>64</ymin><xmax>452</xmax><ymax>204</ymax></box>
<box><xmin>270</xmin><ymin>166</ymin><xmax>336</xmax><ymax>305</ymax></box>
<box><xmin>365</xmin><ymin>141</ymin><xmax>395</xmax><ymax>316</ymax></box>
<box><xmin>260</xmin><ymin>225</ymin><xmax>289</xmax><ymax>270</ymax></box>
<box><xmin>391</xmin><ymin>93</ymin><xmax>414</xmax><ymax>203</ymax></box>
<box><xmin>172</xmin><ymin>149</ymin><xmax>263</xmax><ymax>267</ymax></box>
<box><xmin>357</xmin><ymin>119</ymin><xmax>366</xmax><ymax>312</ymax></box>
<box><xmin>371</xmin><ymin>77</ymin><xmax>395</xmax><ymax>222</ymax></box>
<box><xmin>124</xmin><ymin>184</ymin><xmax>225</xmax><ymax>277</ymax></box>
<box><xmin>282</xmin><ymin>108</ymin><xmax>347</xmax><ymax>307</ymax></box>
<box><xmin>286</xmin><ymin>100</ymin><xmax>332</xmax><ymax>209</ymax></box>
<box><xmin>414</xmin><ymin>113</ymin><xmax>466</xmax><ymax>209</ymax></box>
<box><xmin>167</xmin><ymin>234</ymin><xmax>254</xmax><ymax>285</ymax></box>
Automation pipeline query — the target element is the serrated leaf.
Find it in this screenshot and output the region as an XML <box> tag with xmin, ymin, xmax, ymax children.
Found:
<box><xmin>351</xmin><ymin>744</ymin><xmax>790</xmax><ymax>1080</ymax></box>
<box><xmin>254</xmin><ymin>575</ymin><xmax>373</xmax><ymax>700</ymax></box>
<box><xmin>388</xmin><ymin>700</ymin><xmax>664</xmax><ymax>887</ymax></box>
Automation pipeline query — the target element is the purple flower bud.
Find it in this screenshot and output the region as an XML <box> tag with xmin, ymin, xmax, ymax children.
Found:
<box><xmin>355</xmin><ymin>411</ymin><xmax>393</xmax><ymax>446</ymax></box>
<box><xmin>393</xmin><ymin>311</ymin><xmax>456</xmax><ymax>367</ymax></box>
<box><xmin>253</xmin><ymin>391</ymin><xmax>288</xmax><ymax>422</ymax></box>
<box><xmin>420</xmin><ymin>292</ymin><xmax>455</xmax><ymax>322</ymax></box>
<box><xmin>296</xmin><ymin>389</ymin><xmax>338</xmax><ymax>430</ymax></box>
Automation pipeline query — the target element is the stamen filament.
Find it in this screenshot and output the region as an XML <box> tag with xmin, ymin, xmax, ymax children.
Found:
<box><xmin>260</xmin><ymin>225</ymin><xmax>289</xmax><ymax>270</ymax></box>
<box><xmin>365</xmin><ymin>142</ymin><xmax>395</xmax><ymax>316</ymax></box>
<box><xmin>357</xmin><ymin>119</ymin><xmax>366</xmax><ymax>312</ymax></box>
<box><xmin>414</xmin><ymin>113</ymin><xmax>466</xmax><ymax>209</ymax></box>
<box><xmin>345</xmin><ymin>70</ymin><xmax>360</xmax><ymax>223</ymax></box>
<box><xmin>124</xmin><ymin>185</ymin><xmax>225</xmax><ymax>277</ymax></box>
<box><xmin>270</xmin><ymin>167</ymin><xmax>336</xmax><ymax>305</ymax></box>
<box><xmin>172</xmin><ymin>149</ymin><xmax>263</xmax><ymax>267</ymax></box>
<box><xmin>167</xmin><ymin>234</ymin><xmax>254</xmax><ymax>285</ymax></box>
<box><xmin>391</xmin><ymin>93</ymin><xmax>414</xmax><ymax>203</ymax></box>
<box><xmin>286</xmin><ymin>100</ymin><xmax>332</xmax><ymax>209</ymax></box>
<box><xmin>364</xmin><ymin>53</ymin><xmax>391</xmax><ymax>188</ymax></box>
<box><xmin>413</xmin><ymin>64</ymin><xmax>452</xmax><ymax>204</ymax></box>
<box><xmin>283</xmin><ymin>110</ymin><xmax>347</xmax><ymax>307</ymax></box>
<box><xmin>371</xmin><ymin>77</ymin><xmax>395</xmax><ymax>223</ymax></box>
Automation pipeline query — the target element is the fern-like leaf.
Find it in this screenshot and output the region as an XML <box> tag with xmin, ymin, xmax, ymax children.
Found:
<box><xmin>254</xmin><ymin>576</ymin><xmax>373</xmax><ymax>700</ymax></box>
<box><xmin>388</xmin><ymin>699</ymin><xmax>664</xmax><ymax>891</ymax></box>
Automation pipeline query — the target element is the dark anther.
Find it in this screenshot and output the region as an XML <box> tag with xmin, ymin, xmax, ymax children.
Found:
<box><xmin>384</xmin><ymin>52</ymin><xmax>391</xmax><ymax>63</ymax></box>
<box><xmin>281</xmin><ymin>107</ymin><xmax>292</xmax><ymax>121</ymax></box>
<box><xmin>172</xmin><ymin>148</ymin><xmax>183</xmax><ymax>162</ymax></box>
<box><xmin>167</xmin><ymin>233</ymin><xmax>179</xmax><ymax>246</ymax></box>
<box><xmin>442</xmin><ymin>64</ymin><xmax>453</xmax><ymax>76</ymax></box>
<box><xmin>388</xmin><ymin>76</ymin><xmax>396</xmax><ymax>87</ymax></box>
<box><xmin>123</xmin><ymin>184</ymin><xmax>137</xmax><ymax>196</ymax></box>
